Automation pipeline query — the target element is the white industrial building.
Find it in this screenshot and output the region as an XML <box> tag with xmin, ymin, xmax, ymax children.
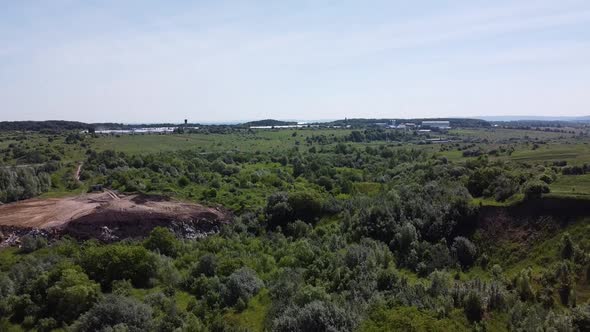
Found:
<box><xmin>421</xmin><ymin>121</ymin><xmax>451</xmax><ymax>129</ymax></box>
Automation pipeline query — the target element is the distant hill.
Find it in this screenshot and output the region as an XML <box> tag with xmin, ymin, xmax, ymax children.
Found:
<box><xmin>241</xmin><ymin>119</ymin><xmax>298</xmax><ymax>127</ymax></box>
<box><xmin>92</xmin><ymin>122</ymin><xmax>195</xmax><ymax>129</ymax></box>
<box><xmin>0</xmin><ymin>120</ymin><xmax>92</xmax><ymax>132</ymax></box>
<box><xmin>479</xmin><ymin>115</ymin><xmax>590</xmax><ymax>122</ymax></box>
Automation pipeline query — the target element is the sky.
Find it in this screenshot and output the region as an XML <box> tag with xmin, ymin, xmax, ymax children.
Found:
<box><xmin>1</xmin><ymin>0</ymin><xmax>589</xmax><ymax>123</ymax></box>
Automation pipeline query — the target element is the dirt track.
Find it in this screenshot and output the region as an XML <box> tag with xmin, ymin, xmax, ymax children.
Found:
<box><xmin>0</xmin><ymin>192</ymin><xmax>231</xmax><ymax>243</ymax></box>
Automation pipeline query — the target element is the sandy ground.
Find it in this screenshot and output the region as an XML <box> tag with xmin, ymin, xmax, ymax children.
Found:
<box><xmin>0</xmin><ymin>194</ymin><xmax>105</xmax><ymax>229</ymax></box>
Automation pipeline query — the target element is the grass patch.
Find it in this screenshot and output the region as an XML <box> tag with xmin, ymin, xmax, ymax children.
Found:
<box><xmin>550</xmin><ymin>174</ymin><xmax>590</xmax><ymax>197</ymax></box>
<box><xmin>224</xmin><ymin>289</ymin><xmax>270</xmax><ymax>331</ymax></box>
<box><xmin>0</xmin><ymin>248</ymin><xmax>20</xmax><ymax>272</ymax></box>
<box><xmin>471</xmin><ymin>194</ymin><xmax>524</xmax><ymax>207</ymax></box>
<box><xmin>509</xmin><ymin>143</ymin><xmax>590</xmax><ymax>165</ymax></box>
<box><xmin>360</xmin><ymin>306</ymin><xmax>471</xmax><ymax>332</ymax></box>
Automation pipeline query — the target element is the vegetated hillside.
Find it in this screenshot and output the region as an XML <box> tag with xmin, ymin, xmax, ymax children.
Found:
<box><xmin>241</xmin><ymin>119</ymin><xmax>298</xmax><ymax>127</ymax></box>
<box><xmin>1</xmin><ymin>126</ymin><xmax>590</xmax><ymax>331</ymax></box>
<box><xmin>0</xmin><ymin>120</ymin><xmax>91</xmax><ymax>132</ymax></box>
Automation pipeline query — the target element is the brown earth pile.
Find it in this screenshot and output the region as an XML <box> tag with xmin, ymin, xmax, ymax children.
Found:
<box><xmin>0</xmin><ymin>192</ymin><xmax>231</xmax><ymax>245</ymax></box>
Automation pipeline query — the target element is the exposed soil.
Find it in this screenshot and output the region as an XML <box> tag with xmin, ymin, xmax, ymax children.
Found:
<box><xmin>475</xmin><ymin>197</ymin><xmax>590</xmax><ymax>254</ymax></box>
<box><xmin>0</xmin><ymin>192</ymin><xmax>231</xmax><ymax>246</ymax></box>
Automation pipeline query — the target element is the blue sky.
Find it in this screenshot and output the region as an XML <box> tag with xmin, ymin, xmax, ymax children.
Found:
<box><xmin>1</xmin><ymin>0</ymin><xmax>589</xmax><ymax>122</ymax></box>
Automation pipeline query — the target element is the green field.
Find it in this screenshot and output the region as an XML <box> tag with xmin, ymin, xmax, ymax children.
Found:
<box><xmin>91</xmin><ymin>129</ymin><xmax>353</xmax><ymax>154</ymax></box>
<box><xmin>510</xmin><ymin>143</ymin><xmax>590</xmax><ymax>165</ymax></box>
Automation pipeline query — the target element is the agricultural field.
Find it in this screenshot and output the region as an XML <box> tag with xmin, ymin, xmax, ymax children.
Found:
<box><xmin>1</xmin><ymin>122</ymin><xmax>590</xmax><ymax>331</ymax></box>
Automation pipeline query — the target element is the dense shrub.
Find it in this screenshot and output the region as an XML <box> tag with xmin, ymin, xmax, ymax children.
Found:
<box><xmin>81</xmin><ymin>245</ymin><xmax>157</xmax><ymax>289</ymax></box>
<box><xmin>273</xmin><ymin>301</ymin><xmax>356</xmax><ymax>332</ymax></box>
<box><xmin>144</xmin><ymin>227</ymin><xmax>179</xmax><ymax>257</ymax></box>
<box><xmin>265</xmin><ymin>191</ymin><xmax>324</xmax><ymax>229</ymax></box>
<box><xmin>19</xmin><ymin>235</ymin><xmax>47</xmax><ymax>253</ymax></box>
<box><xmin>463</xmin><ymin>291</ymin><xmax>484</xmax><ymax>322</ymax></box>
<box><xmin>71</xmin><ymin>295</ymin><xmax>153</xmax><ymax>332</ymax></box>
<box><xmin>46</xmin><ymin>267</ymin><xmax>101</xmax><ymax>323</ymax></box>
<box><xmin>223</xmin><ymin>267</ymin><xmax>264</xmax><ymax>307</ymax></box>
<box><xmin>194</xmin><ymin>253</ymin><xmax>218</xmax><ymax>277</ymax></box>
<box><xmin>0</xmin><ymin>167</ymin><xmax>51</xmax><ymax>203</ymax></box>
<box><xmin>451</xmin><ymin>237</ymin><xmax>477</xmax><ymax>268</ymax></box>
<box><xmin>523</xmin><ymin>180</ymin><xmax>550</xmax><ymax>199</ymax></box>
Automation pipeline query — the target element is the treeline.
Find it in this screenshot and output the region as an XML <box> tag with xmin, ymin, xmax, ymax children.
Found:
<box><xmin>240</xmin><ymin>119</ymin><xmax>297</xmax><ymax>127</ymax></box>
<box><xmin>0</xmin><ymin>166</ymin><xmax>53</xmax><ymax>203</ymax></box>
<box><xmin>1</xmin><ymin>142</ymin><xmax>65</xmax><ymax>164</ymax></box>
<box><xmin>0</xmin><ymin>121</ymin><xmax>91</xmax><ymax>132</ymax></box>
<box><xmin>492</xmin><ymin>120</ymin><xmax>590</xmax><ymax>129</ymax></box>
<box><xmin>345</xmin><ymin>129</ymin><xmax>409</xmax><ymax>142</ymax></box>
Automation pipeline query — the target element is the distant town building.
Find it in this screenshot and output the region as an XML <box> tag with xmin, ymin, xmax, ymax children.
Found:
<box><xmin>377</xmin><ymin>120</ymin><xmax>397</xmax><ymax>128</ymax></box>
<box><xmin>421</xmin><ymin>121</ymin><xmax>451</xmax><ymax>129</ymax></box>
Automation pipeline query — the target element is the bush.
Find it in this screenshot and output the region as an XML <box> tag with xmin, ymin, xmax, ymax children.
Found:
<box><xmin>19</xmin><ymin>235</ymin><xmax>47</xmax><ymax>253</ymax></box>
<box><xmin>572</xmin><ymin>304</ymin><xmax>590</xmax><ymax>331</ymax></box>
<box><xmin>71</xmin><ymin>295</ymin><xmax>153</xmax><ymax>332</ymax></box>
<box><xmin>273</xmin><ymin>301</ymin><xmax>356</xmax><ymax>332</ymax></box>
<box><xmin>464</xmin><ymin>291</ymin><xmax>484</xmax><ymax>322</ymax></box>
<box><xmin>523</xmin><ymin>180</ymin><xmax>549</xmax><ymax>200</ymax></box>
<box><xmin>81</xmin><ymin>245</ymin><xmax>157</xmax><ymax>289</ymax></box>
<box><xmin>265</xmin><ymin>192</ymin><xmax>292</xmax><ymax>229</ymax></box>
<box><xmin>265</xmin><ymin>191</ymin><xmax>324</xmax><ymax>229</ymax></box>
<box><xmin>223</xmin><ymin>267</ymin><xmax>264</xmax><ymax>307</ymax></box>
<box><xmin>515</xmin><ymin>268</ymin><xmax>535</xmax><ymax>301</ymax></box>
<box><xmin>560</xmin><ymin>233</ymin><xmax>575</xmax><ymax>260</ymax></box>
<box><xmin>451</xmin><ymin>237</ymin><xmax>477</xmax><ymax>268</ymax></box>
<box><xmin>428</xmin><ymin>270</ymin><xmax>451</xmax><ymax>297</ymax></box>
<box><xmin>46</xmin><ymin>267</ymin><xmax>101</xmax><ymax>323</ymax></box>
<box><xmin>178</xmin><ymin>176</ymin><xmax>190</xmax><ymax>187</ymax></box>
<box><xmin>144</xmin><ymin>227</ymin><xmax>179</xmax><ymax>257</ymax></box>
<box><xmin>194</xmin><ymin>253</ymin><xmax>218</xmax><ymax>277</ymax></box>
<box><xmin>112</xmin><ymin>279</ymin><xmax>133</xmax><ymax>296</ymax></box>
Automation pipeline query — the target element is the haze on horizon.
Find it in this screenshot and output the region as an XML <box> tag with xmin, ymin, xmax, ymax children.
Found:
<box><xmin>1</xmin><ymin>0</ymin><xmax>589</xmax><ymax>123</ymax></box>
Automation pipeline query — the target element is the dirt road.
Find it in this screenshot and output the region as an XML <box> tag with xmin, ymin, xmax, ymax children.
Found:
<box><xmin>74</xmin><ymin>162</ymin><xmax>83</xmax><ymax>181</ymax></box>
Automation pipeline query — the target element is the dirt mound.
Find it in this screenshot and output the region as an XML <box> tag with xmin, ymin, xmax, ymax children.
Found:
<box><xmin>0</xmin><ymin>192</ymin><xmax>231</xmax><ymax>245</ymax></box>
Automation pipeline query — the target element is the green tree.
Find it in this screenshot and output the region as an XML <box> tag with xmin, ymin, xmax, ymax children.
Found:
<box><xmin>81</xmin><ymin>245</ymin><xmax>157</xmax><ymax>289</ymax></box>
<box><xmin>144</xmin><ymin>227</ymin><xmax>179</xmax><ymax>257</ymax></box>
<box><xmin>523</xmin><ymin>180</ymin><xmax>550</xmax><ymax>200</ymax></box>
<box><xmin>560</xmin><ymin>233</ymin><xmax>575</xmax><ymax>260</ymax></box>
<box><xmin>223</xmin><ymin>267</ymin><xmax>264</xmax><ymax>307</ymax></box>
<box><xmin>452</xmin><ymin>237</ymin><xmax>477</xmax><ymax>268</ymax></box>
<box><xmin>46</xmin><ymin>268</ymin><xmax>101</xmax><ymax>323</ymax></box>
